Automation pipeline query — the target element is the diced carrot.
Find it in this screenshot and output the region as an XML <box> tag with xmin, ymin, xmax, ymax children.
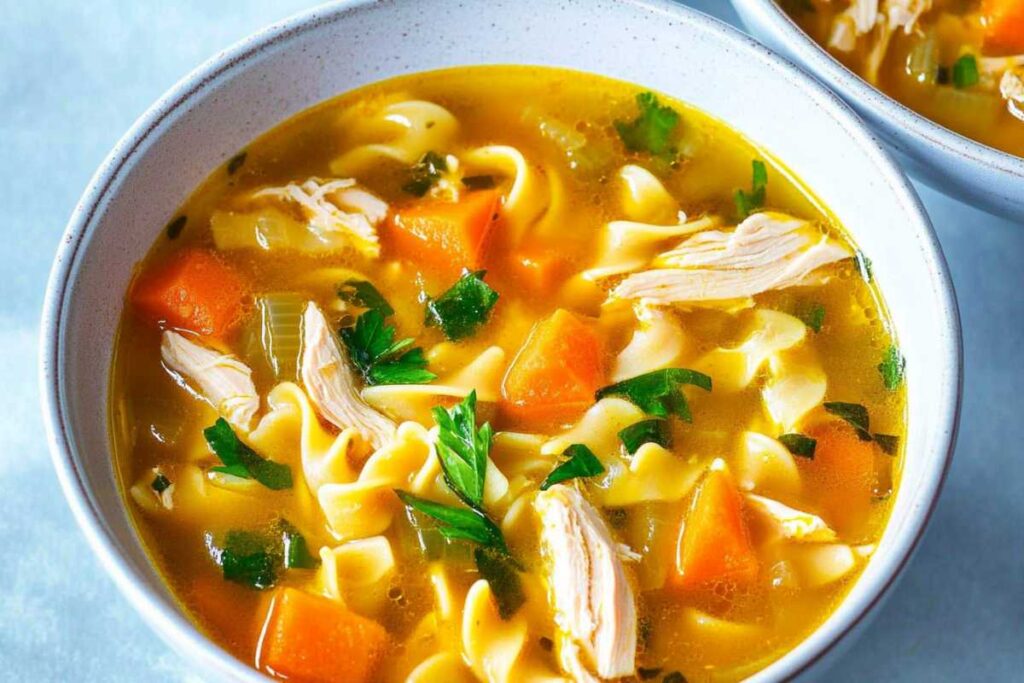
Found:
<box><xmin>258</xmin><ymin>587</ymin><xmax>389</xmax><ymax>683</ymax></box>
<box><xmin>671</xmin><ymin>464</ymin><xmax>759</xmax><ymax>592</ymax></box>
<box><xmin>982</xmin><ymin>0</ymin><xmax>1024</xmax><ymax>55</ymax></box>
<box><xmin>188</xmin><ymin>575</ymin><xmax>267</xmax><ymax>646</ymax></box>
<box><xmin>130</xmin><ymin>248</ymin><xmax>249</xmax><ymax>337</ymax></box>
<box><xmin>510</xmin><ymin>247</ymin><xmax>568</xmax><ymax>292</ymax></box>
<box><xmin>501</xmin><ymin>309</ymin><xmax>605</xmax><ymax>426</ymax></box>
<box><xmin>800</xmin><ymin>420</ymin><xmax>876</xmax><ymax>535</ymax></box>
<box><xmin>386</xmin><ymin>190</ymin><xmax>500</xmax><ymax>275</ymax></box>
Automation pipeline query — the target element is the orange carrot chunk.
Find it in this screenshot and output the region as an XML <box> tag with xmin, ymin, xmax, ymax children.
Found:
<box><xmin>511</xmin><ymin>247</ymin><xmax>569</xmax><ymax>292</ymax></box>
<box><xmin>130</xmin><ymin>248</ymin><xmax>249</xmax><ymax>337</ymax></box>
<box><xmin>386</xmin><ymin>189</ymin><xmax>500</xmax><ymax>274</ymax></box>
<box><xmin>800</xmin><ymin>420</ymin><xmax>876</xmax><ymax>535</ymax></box>
<box><xmin>671</xmin><ymin>465</ymin><xmax>759</xmax><ymax>591</ymax></box>
<box><xmin>501</xmin><ymin>309</ymin><xmax>605</xmax><ymax>425</ymax></box>
<box><xmin>258</xmin><ymin>587</ymin><xmax>389</xmax><ymax>683</ymax></box>
<box><xmin>982</xmin><ymin>0</ymin><xmax>1024</xmax><ymax>55</ymax></box>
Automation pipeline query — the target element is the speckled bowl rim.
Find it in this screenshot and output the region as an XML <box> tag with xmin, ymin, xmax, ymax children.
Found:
<box><xmin>39</xmin><ymin>1</ymin><xmax>962</xmax><ymax>681</ymax></box>
<box><xmin>739</xmin><ymin>0</ymin><xmax>1024</xmax><ymax>178</ymax></box>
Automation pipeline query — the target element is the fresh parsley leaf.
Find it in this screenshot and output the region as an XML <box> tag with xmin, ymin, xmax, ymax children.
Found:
<box><xmin>778</xmin><ymin>433</ymin><xmax>817</xmax><ymax>458</ymax></box>
<box><xmin>403</xmin><ymin>151</ymin><xmax>447</xmax><ymax>196</ymax></box>
<box><xmin>165</xmin><ymin>215</ymin><xmax>186</xmax><ymax>240</ymax></box>
<box><xmin>462</xmin><ymin>174</ymin><xmax>495</xmax><ymax>190</ymax></box>
<box><xmin>735</xmin><ymin>159</ymin><xmax>768</xmax><ymax>219</ymax></box>
<box><xmin>619</xmin><ymin>418</ymin><xmax>672</xmax><ymax>454</ymax></box>
<box><xmin>204</xmin><ymin>418</ymin><xmax>292</xmax><ymax>490</ymax></box>
<box><xmin>823</xmin><ymin>402</ymin><xmax>872</xmax><ymax>440</ymax></box>
<box><xmin>395</xmin><ymin>490</ymin><xmax>507</xmax><ymax>553</ymax></box>
<box><xmin>540</xmin><ymin>443</ymin><xmax>605</xmax><ymax>490</ymax></box>
<box><xmin>340</xmin><ymin>309</ymin><xmax>437</xmax><ymax>385</ymax></box>
<box><xmin>226</xmin><ymin>151</ymin><xmax>247</xmax><ymax>175</ymax></box>
<box><xmin>855</xmin><ymin>251</ymin><xmax>873</xmax><ymax>282</ymax></box>
<box><xmin>425</xmin><ymin>270</ymin><xmax>499</xmax><ymax>341</ymax></box>
<box><xmin>952</xmin><ymin>54</ymin><xmax>979</xmax><ymax>89</ymax></box>
<box><xmin>217</xmin><ymin>530</ymin><xmax>278</xmax><ymax>590</ymax></box>
<box><xmin>474</xmin><ymin>547</ymin><xmax>525</xmax><ymax>619</ymax></box>
<box><xmin>873</xmin><ymin>433</ymin><xmax>900</xmax><ymax>456</ymax></box>
<box><xmin>150</xmin><ymin>472</ymin><xmax>172</xmax><ymax>494</ymax></box>
<box><xmin>878</xmin><ymin>345</ymin><xmax>905</xmax><ymax>390</ymax></box>
<box><xmin>276</xmin><ymin>519</ymin><xmax>319</xmax><ymax>569</ymax></box>
<box><xmin>798</xmin><ymin>302</ymin><xmax>826</xmax><ymax>333</ymax></box>
<box><xmin>337</xmin><ymin>279</ymin><xmax>394</xmax><ymax>317</ymax></box>
<box><xmin>432</xmin><ymin>390</ymin><xmax>492</xmax><ymax>510</ymax></box>
<box><xmin>614</xmin><ymin>91</ymin><xmax>681</xmax><ymax>162</ymax></box>
<box><xmin>596</xmin><ymin>368</ymin><xmax>712</xmax><ymax>423</ymax></box>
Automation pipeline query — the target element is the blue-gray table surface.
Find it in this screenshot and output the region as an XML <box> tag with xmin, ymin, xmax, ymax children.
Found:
<box><xmin>1</xmin><ymin>0</ymin><xmax>1020</xmax><ymax>679</ymax></box>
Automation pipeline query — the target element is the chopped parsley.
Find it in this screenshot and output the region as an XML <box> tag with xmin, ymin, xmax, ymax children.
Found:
<box><xmin>432</xmin><ymin>391</ymin><xmax>492</xmax><ymax>510</ymax></box>
<box><xmin>341</xmin><ymin>308</ymin><xmax>437</xmax><ymax>385</ymax></box>
<box><xmin>165</xmin><ymin>215</ymin><xmax>186</xmax><ymax>240</ymax></box>
<box><xmin>540</xmin><ymin>444</ymin><xmax>605</xmax><ymax>490</ymax></box>
<box><xmin>474</xmin><ymin>547</ymin><xmax>526</xmax><ymax>619</ymax></box>
<box><xmin>425</xmin><ymin>270</ymin><xmax>499</xmax><ymax>341</ymax></box>
<box><xmin>277</xmin><ymin>519</ymin><xmax>319</xmax><ymax>569</ymax></box>
<box><xmin>337</xmin><ymin>279</ymin><xmax>394</xmax><ymax>317</ymax></box>
<box><xmin>395</xmin><ymin>490</ymin><xmax>507</xmax><ymax>553</ymax></box>
<box><xmin>596</xmin><ymin>368</ymin><xmax>712</xmax><ymax>423</ymax></box>
<box><xmin>208</xmin><ymin>520</ymin><xmax>318</xmax><ymax>590</ymax></box>
<box><xmin>619</xmin><ymin>418</ymin><xmax>672</xmax><ymax>454</ymax></box>
<box><xmin>855</xmin><ymin>251</ymin><xmax>873</xmax><ymax>282</ymax></box>
<box><xmin>798</xmin><ymin>302</ymin><xmax>826</xmax><ymax>333</ymax></box>
<box><xmin>878</xmin><ymin>345</ymin><xmax>905</xmax><ymax>390</ymax></box>
<box><xmin>952</xmin><ymin>54</ymin><xmax>979</xmax><ymax>89</ymax></box>
<box><xmin>150</xmin><ymin>472</ymin><xmax>172</xmax><ymax>494</ymax></box>
<box><xmin>823</xmin><ymin>401</ymin><xmax>900</xmax><ymax>454</ymax></box>
<box><xmin>735</xmin><ymin>159</ymin><xmax>768</xmax><ymax>219</ymax></box>
<box><xmin>614</xmin><ymin>91</ymin><xmax>681</xmax><ymax>162</ymax></box>
<box><xmin>204</xmin><ymin>418</ymin><xmax>292</xmax><ymax>490</ymax></box>
<box><xmin>226</xmin><ymin>150</ymin><xmax>247</xmax><ymax>175</ymax></box>
<box><xmin>778</xmin><ymin>433</ymin><xmax>817</xmax><ymax>459</ymax></box>
<box><xmin>403</xmin><ymin>151</ymin><xmax>447</xmax><ymax>196</ymax></box>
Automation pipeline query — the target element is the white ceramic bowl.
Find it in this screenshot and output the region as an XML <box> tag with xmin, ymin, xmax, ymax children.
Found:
<box><xmin>40</xmin><ymin>0</ymin><xmax>961</xmax><ymax>680</ymax></box>
<box><xmin>733</xmin><ymin>0</ymin><xmax>1024</xmax><ymax>222</ymax></box>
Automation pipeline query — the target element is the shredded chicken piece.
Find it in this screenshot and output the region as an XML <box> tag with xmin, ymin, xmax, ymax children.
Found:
<box><xmin>252</xmin><ymin>177</ymin><xmax>387</xmax><ymax>257</ymax></box>
<box><xmin>1000</xmin><ymin>67</ymin><xmax>1024</xmax><ymax>122</ymax></box>
<box><xmin>830</xmin><ymin>0</ymin><xmax>933</xmax><ymax>83</ymax></box>
<box><xmin>535</xmin><ymin>485</ymin><xmax>637</xmax><ymax>679</ymax></box>
<box><xmin>300</xmin><ymin>302</ymin><xmax>396</xmax><ymax>449</ymax></box>
<box><xmin>161</xmin><ymin>331</ymin><xmax>259</xmax><ymax>432</ymax></box>
<box><xmin>613</xmin><ymin>212</ymin><xmax>850</xmax><ymax>305</ymax></box>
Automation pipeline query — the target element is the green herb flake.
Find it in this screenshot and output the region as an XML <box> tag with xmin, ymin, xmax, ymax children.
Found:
<box><xmin>855</xmin><ymin>251</ymin><xmax>873</xmax><ymax>283</ymax></box>
<box><xmin>474</xmin><ymin>547</ymin><xmax>525</xmax><ymax>620</ymax></box>
<box><xmin>425</xmin><ymin>270</ymin><xmax>499</xmax><ymax>341</ymax></box>
<box><xmin>619</xmin><ymin>418</ymin><xmax>672</xmax><ymax>454</ymax></box>
<box><xmin>952</xmin><ymin>54</ymin><xmax>979</xmax><ymax>89</ymax></box>
<box><xmin>226</xmin><ymin>151</ymin><xmax>247</xmax><ymax>175</ymax></box>
<box><xmin>218</xmin><ymin>530</ymin><xmax>277</xmax><ymax>590</ymax></box>
<box><xmin>596</xmin><ymin>368</ymin><xmax>712</xmax><ymax>423</ymax></box>
<box><xmin>778</xmin><ymin>433</ymin><xmax>817</xmax><ymax>459</ymax></box>
<box><xmin>403</xmin><ymin>151</ymin><xmax>448</xmax><ymax>196</ymax></box>
<box><xmin>873</xmin><ymin>433</ymin><xmax>900</xmax><ymax>456</ymax></box>
<box><xmin>341</xmin><ymin>309</ymin><xmax>437</xmax><ymax>386</ymax></box>
<box><xmin>204</xmin><ymin>418</ymin><xmax>293</xmax><ymax>490</ymax></box>
<box><xmin>462</xmin><ymin>174</ymin><xmax>495</xmax><ymax>190</ymax></box>
<box><xmin>734</xmin><ymin>159</ymin><xmax>768</xmax><ymax>219</ymax></box>
<box><xmin>540</xmin><ymin>444</ymin><xmax>605</xmax><ymax>490</ymax></box>
<box><xmin>614</xmin><ymin>91</ymin><xmax>681</xmax><ymax>162</ymax></box>
<box><xmin>878</xmin><ymin>345</ymin><xmax>905</xmax><ymax>390</ymax></box>
<box><xmin>432</xmin><ymin>390</ymin><xmax>492</xmax><ymax>510</ymax></box>
<box><xmin>798</xmin><ymin>302</ymin><xmax>826</xmax><ymax>333</ymax></box>
<box><xmin>150</xmin><ymin>472</ymin><xmax>172</xmax><ymax>494</ymax></box>
<box><xmin>395</xmin><ymin>490</ymin><xmax>507</xmax><ymax>553</ymax></box>
<box><xmin>823</xmin><ymin>402</ymin><xmax>872</xmax><ymax>441</ymax></box>
<box><xmin>165</xmin><ymin>215</ymin><xmax>187</xmax><ymax>240</ymax></box>
<box><xmin>338</xmin><ymin>279</ymin><xmax>394</xmax><ymax>317</ymax></box>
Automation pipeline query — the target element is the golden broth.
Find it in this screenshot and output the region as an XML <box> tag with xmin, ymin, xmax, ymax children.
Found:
<box><xmin>783</xmin><ymin>0</ymin><xmax>1024</xmax><ymax>157</ymax></box>
<box><xmin>111</xmin><ymin>66</ymin><xmax>905</xmax><ymax>682</ymax></box>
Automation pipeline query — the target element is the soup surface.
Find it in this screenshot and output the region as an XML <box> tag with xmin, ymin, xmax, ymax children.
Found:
<box><xmin>781</xmin><ymin>0</ymin><xmax>1024</xmax><ymax>157</ymax></box>
<box><xmin>111</xmin><ymin>66</ymin><xmax>906</xmax><ymax>682</ymax></box>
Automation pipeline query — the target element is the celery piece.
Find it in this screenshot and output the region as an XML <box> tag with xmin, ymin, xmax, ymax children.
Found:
<box><xmin>258</xmin><ymin>293</ymin><xmax>305</xmax><ymax>381</ymax></box>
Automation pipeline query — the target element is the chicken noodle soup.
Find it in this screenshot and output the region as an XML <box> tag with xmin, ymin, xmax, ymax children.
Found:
<box><xmin>111</xmin><ymin>67</ymin><xmax>906</xmax><ymax>682</ymax></box>
<box><xmin>781</xmin><ymin>0</ymin><xmax>1024</xmax><ymax>157</ymax></box>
